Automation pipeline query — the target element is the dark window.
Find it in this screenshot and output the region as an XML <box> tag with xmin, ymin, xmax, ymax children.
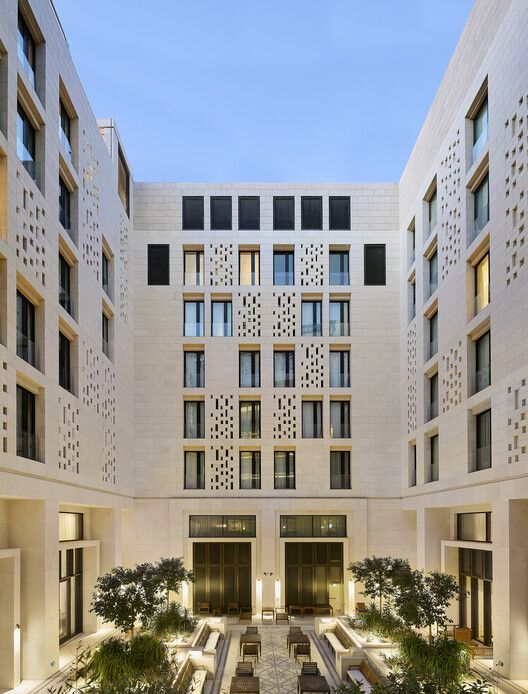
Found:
<box><xmin>59</xmin><ymin>332</ymin><xmax>71</xmax><ymax>392</ymax></box>
<box><xmin>59</xmin><ymin>547</ymin><xmax>83</xmax><ymax>643</ymax></box>
<box><xmin>16</xmin><ymin>291</ymin><xmax>36</xmax><ymax>367</ymax></box>
<box><xmin>59</xmin><ymin>254</ymin><xmax>72</xmax><ymax>316</ymax></box>
<box><xmin>238</xmin><ymin>196</ymin><xmax>260</xmax><ymax>230</ymax></box>
<box><xmin>274</xmin><ymin>351</ymin><xmax>295</xmax><ymax>387</ymax></box>
<box><xmin>409</xmin><ymin>444</ymin><xmax>417</xmax><ymax>487</ymax></box>
<box><xmin>273</xmin><ymin>251</ymin><xmax>294</xmax><ymax>285</ymax></box>
<box><xmin>240</xmin><ymin>451</ymin><xmax>261</xmax><ymax>489</ymax></box>
<box><xmin>184</xmin><ymin>301</ymin><xmax>204</xmax><ymax>336</ymax></box>
<box><xmin>59</xmin><ymin>177</ymin><xmax>71</xmax><ymax>232</ymax></box>
<box><xmin>147</xmin><ymin>244</ymin><xmax>170</xmax><ymax>285</ymax></box>
<box><xmin>184</xmin><ymin>351</ymin><xmax>205</xmax><ymax>387</ymax></box>
<box><xmin>457</xmin><ymin>512</ymin><xmax>491</xmax><ymax>542</ymax></box>
<box><xmin>428</xmin><ymin>372</ymin><xmax>438</xmax><ymax>420</ymax></box>
<box><xmin>118</xmin><ymin>146</ymin><xmax>130</xmax><ymax>216</ymax></box>
<box><xmin>239</xmin><ymin>401</ymin><xmax>260</xmax><ymax>438</ymax></box>
<box><xmin>428</xmin><ymin>250</ymin><xmax>438</xmax><ymax>295</ymax></box>
<box><xmin>60</xmin><ymin>101</ymin><xmax>72</xmax><ymax>161</ymax></box>
<box><xmin>330</xmin><ymin>451</ymin><xmax>350</xmax><ymax>489</ymax></box>
<box><xmin>301</xmin><ymin>196</ymin><xmax>322</xmax><ymax>230</ymax></box>
<box><xmin>182</xmin><ymin>196</ymin><xmax>204</xmax><ymax>230</ymax></box>
<box><xmin>329</xmin><ymin>251</ymin><xmax>349</xmax><ymax>285</ymax></box>
<box><xmin>475</xmin><ymin>409</ymin><xmax>492</xmax><ymax>471</ymax></box>
<box><xmin>184</xmin><ymin>451</ymin><xmax>205</xmax><ymax>489</ymax></box>
<box><xmin>280</xmin><ymin>515</ymin><xmax>346</xmax><ymax>538</ymax></box>
<box><xmin>364</xmin><ymin>244</ymin><xmax>386</xmax><ymax>285</ymax></box>
<box><xmin>239</xmin><ymin>351</ymin><xmax>260</xmax><ymax>387</ymax></box>
<box><xmin>102</xmin><ymin>251</ymin><xmax>111</xmax><ymax>299</ymax></box>
<box><xmin>429</xmin><ymin>434</ymin><xmax>439</xmax><ymax>482</ymax></box>
<box><xmin>102</xmin><ymin>313</ymin><xmax>110</xmax><ymax>358</ymax></box>
<box><xmin>210</xmin><ymin>196</ymin><xmax>232</xmax><ymax>230</ymax></box>
<box><xmin>330</xmin><ymin>401</ymin><xmax>350</xmax><ymax>438</ymax></box>
<box><xmin>273</xmin><ymin>196</ymin><xmax>295</xmax><ymax>230</ymax></box>
<box><xmin>302</xmin><ymin>401</ymin><xmax>323</xmax><ymax>438</ymax></box>
<box><xmin>16</xmin><ymin>384</ymin><xmax>37</xmax><ymax>460</ymax></box>
<box><xmin>184</xmin><ymin>401</ymin><xmax>205</xmax><ymax>438</ymax></box>
<box><xmin>274</xmin><ymin>451</ymin><xmax>295</xmax><ymax>490</ymax></box>
<box><xmin>429</xmin><ymin>311</ymin><xmax>438</xmax><ymax>359</ymax></box>
<box><xmin>17</xmin><ymin>103</ymin><xmax>36</xmax><ymax>182</ymax></box>
<box><xmin>474</xmin><ymin>175</ymin><xmax>489</xmax><ymax>234</ymax></box>
<box><xmin>475</xmin><ymin>331</ymin><xmax>491</xmax><ymax>392</ymax></box>
<box><xmin>189</xmin><ymin>515</ymin><xmax>256</xmax><ymax>538</ymax></box>
<box><xmin>329</xmin><ymin>197</ymin><xmax>350</xmax><ymax>230</ymax></box>
<box><xmin>18</xmin><ymin>11</ymin><xmax>36</xmax><ymax>87</ymax></box>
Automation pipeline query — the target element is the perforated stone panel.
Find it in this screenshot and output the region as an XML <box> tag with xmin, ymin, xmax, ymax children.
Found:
<box><xmin>438</xmin><ymin>129</ymin><xmax>462</xmax><ymax>281</ymax></box>
<box><xmin>58</xmin><ymin>392</ymin><xmax>80</xmax><ymax>473</ymax></box>
<box><xmin>210</xmin><ymin>444</ymin><xmax>235</xmax><ymax>490</ymax></box>
<box><xmin>407</xmin><ymin>324</ymin><xmax>417</xmax><ymax>433</ymax></box>
<box><xmin>119</xmin><ymin>212</ymin><xmax>130</xmax><ymax>323</ymax></box>
<box><xmin>505</xmin><ymin>95</ymin><xmax>528</xmax><ymax>286</ymax></box>
<box><xmin>441</xmin><ymin>341</ymin><xmax>463</xmax><ymax>413</ymax></box>
<box><xmin>209</xmin><ymin>243</ymin><xmax>233</xmax><ymax>286</ymax></box>
<box><xmin>300</xmin><ymin>243</ymin><xmax>324</xmax><ymax>286</ymax></box>
<box><xmin>273</xmin><ymin>292</ymin><xmax>296</xmax><ymax>338</ymax></box>
<box><xmin>101</xmin><ymin>363</ymin><xmax>116</xmax><ymax>483</ymax></box>
<box><xmin>80</xmin><ymin>137</ymin><xmax>101</xmax><ymax>281</ymax></box>
<box><xmin>273</xmin><ymin>394</ymin><xmax>297</xmax><ymax>439</ymax></box>
<box><xmin>209</xmin><ymin>394</ymin><xmax>235</xmax><ymax>440</ymax></box>
<box><xmin>81</xmin><ymin>344</ymin><xmax>101</xmax><ymax>413</ymax></box>
<box><xmin>507</xmin><ymin>377</ymin><xmax>528</xmax><ymax>463</ymax></box>
<box><xmin>237</xmin><ymin>291</ymin><xmax>262</xmax><ymax>338</ymax></box>
<box><xmin>0</xmin><ymin>359</ymin><xmax>8</xmax><ymax>454</ymax></box>
<box><xmin>15</xmin><ymin>176</ymin><xmax>46</xmax><ymax>287</ymax></box>
<box><xmin>300</xmin><ymin>344</ymin><xmax>324</xmax><ymax>388</ymax></box>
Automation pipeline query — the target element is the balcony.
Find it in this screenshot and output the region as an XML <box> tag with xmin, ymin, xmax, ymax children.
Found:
<box><xmin>329</xmin><ymin>321</ymin><xmax>350</xmax><ymax>337</ymax></box>
<box><xmin>426</xmin><ymin>399</ymin><xmax>438</xmax><ymax>422</ymax></box>
<box><xmin>474</xmin><ymin>444</ymin><xmax>491</xmax><ymax>471</ymax></box>
<box><xmin>469</xmin><ymin>204</ymin><xmax>489</xmax><ymax>244</ymax></box>
<box><xmin>330</xmin><ymin>474</ymin><xmax>351</xmax><ymax>490</ymax></box>
<box><xmin>472</xmin><ymin>124</ymin><xmax>488</xmax><ymax>165</ymax></box>
<box><xmin>472</xmin><ymin>365</ymin><xmax>491</xmax><ymax>394</ymax></box>
<box><xmin>329</xmin><ymin>272</ymin><xmax>349</xmax><ymax>286</ymax></box>
<box><xmin>330</xmin><ymin>372</ymin><xmax>350</xmax><ymax>388</ymax></box>
<box><xmin>16</xmin><ymin>331</ymin><xmax>39</xmax><ymax>369</ymax></box>
<box><xmin>17</xmin><ymin>430</ymin><xmax>39</xmax><ymax>461</ymax></box>
<box><xmin>18</xmin><ymin>45</ymin><xmax>36</xmax><ymax>89</ymax></box>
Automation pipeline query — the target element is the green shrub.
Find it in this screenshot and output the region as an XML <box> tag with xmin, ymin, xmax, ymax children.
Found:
<box><xmin>129</xmin><ymin>633</ymin><xmax>168</xmax><ymax>680</ymax></box>
<box><xmin>398</xmin><ymin>632</ymin><xmax>470</xmax><ymax>688</ymax></box>
<box><xmin>150</xmin><ymin>603</ymin><xmax>197</xmax><ymax>640</ymax></box>
<box><xmin>351</xmin><ymin>605</ymin><xmax>405</xmax><ymax>641</ymax></box>
<box><xmin>86</xmin><ymin>637</ymin><xmax>133</xmax><ymax>689</ymax></box>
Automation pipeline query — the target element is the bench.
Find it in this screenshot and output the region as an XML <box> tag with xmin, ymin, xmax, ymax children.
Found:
<box><xmin>322</xmin><ymin>623</ymin><xmax>354</xmax><ymax>659</ymax></box>
<box><xmin>204</xmin><ymin>629</ymin><xmax>221</xmax><ymax>653</ymax></box>
<box><xmin>176</xmin><ymin>657</ymin><xmax>208</xmax><ymax>694</ymax></box>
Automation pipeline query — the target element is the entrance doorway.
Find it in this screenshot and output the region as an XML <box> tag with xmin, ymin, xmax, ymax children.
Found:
<box><xmin>59</xmin><ymin>548</ymin><xmax>83</xmax><ymax>643</ymax></box>
<box><xmin>193</xmin><ymin>542</ymin><xmax>251</xmax><ymax>613</ymax></box>
<box><xmin>285</xmin><ymin>542</ymin><xmax>343</xmax><ymax>611</ymax></box>
<box><xmin>459</xmin><ymin>548</ymin><xmax>492</xmax><ymax>645</ymax></box>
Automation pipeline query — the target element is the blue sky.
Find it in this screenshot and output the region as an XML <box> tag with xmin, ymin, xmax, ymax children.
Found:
<box><xmin>53</xmin><ymin>0</ymin><xmax>474</xmax><ymax>183</ymax></box>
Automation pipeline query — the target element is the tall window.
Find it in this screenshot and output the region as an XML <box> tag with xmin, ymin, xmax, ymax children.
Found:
<box><xmin>475</xmin><ymin>409</ymin><xmax>491</xmax><ymax>471</ymax></box>
<box><xmin>428</xmin><ymin>372</ymin><xmax>438</xmax><ymax>420</ymax></box>
<box><xmin>59</xmin><ymin>547</ymin><xmax>83</xmax><ymax>642</ymax></box>
<box><xmin>210</xmin><ymin>196</ymin><xmax>232</xmax><ymax>230</ymax></box>
<box><xmin>472</xmin><ymin>97</ymin><xmax>488</xmax><ymax>163</ymax></box>
<box><xmin>301</xmin><ymin>301</ymin><xmax>322</xmax><ymax>336</ymax></box>
<box><xmin>273</xmin><ymin>197</ymin><xmax>295</xmax><ymax>230</ymax></box>
<box><xmin>329</xmin><ymin>197</ymin><xmax>350</xmax><ymax>230</ymax></box>
<box><xmin>409</xmin><ymin>444</ymin><xmax>417</xmax><ymax>487</ymax></box>
<box><xmin>364</xmin><ymin>244</ymin><xmax>386</xmax><ymax>286</ymax></box>
<box><xmin>184</xmin><ymin>351</ymin><xmax>205</xmax><ymax>387</ymax></box>
<box><xmin>59</xmin><ymin>332</ymin><xmax>72</xmax><ymax>392</ymax></box>
<box><xmin>18</xmin><ymin>11</ymin><xmax>36</xmax><ymax>87</ymax></box>
<box><xmin>274</xmin><ymin>451</ymin><xmax>295</xmax><ymax>489</ymax></box>
<box><xmin>101</xmin><ymin>249</ymin><xmax>111</xmax><ymax>299</ymax></box>
<box><xmin>428</xmin><ymin>311</ymin><xmax>438</xmax><ymax>360</ymax></box>
<box><xmin>60</xmin><ymin>101</ymin><xmax>72</xmax><ymax>161</ymax></box>
<box><xmin>16</xmin><ymin>291</ymin><xmax>36</xmax><ymax>367</ymax></box>
<box><xmin>211</xmin><ymin>301</ymin><xmax>232</xmax><ymax>336</ymax></box>
<box><xmin>182</xmin><ymin>196</ymin><xmax>204</xmax><ymax>230</ymax></box>
<box><xmin>17</xmin><ymin>103</ymin><xmax>36</xmax><ymax>182</ymax></box>
<box><xmin>428</xmin><ymin>249</ymin><xmax>438</xmax><ymax>297</ymax></box>
<box><xmin>330</xmin><ymin>451</ymin><xmax>351</xmax><ymax>489</ymax></box>
<box><xmin>184</xmin><ymin>301</ymin><xmax>204</xmax><ymax>336</ymax></box>
<box><xmin>409</xmin><ymin>279</ymin><xmax>416</xmax><ymax>322</ymax></box>
<box><xmin>240</xmin><ymin>451</ymin><xmax>261</xmax><ymax>489</ymax></box>
<box><xmin>273</xmin><ymin>251</ymin><xmax>294</xmax><ymax>285</ymax></box>
<box><xmin>117</xmin><ymin>147</ymin><xmax>130</xmax><ymax>216</ymax></box>
<box><xmin>102</xmin><ymin>313</ymin><xmax>110</xmax><ymax>358</ymax></box>
<box><xmin>239</xmin><ymin>351</ymin><xmax>260</xmax><ymax>388</ymax></box>
<box><xmin>329</xmin><ymin>351</ymin><xmax>349</xmax><ymax>387</ymax></box>
<box><xmin>475</xmin><ymin>331</ymin><xmax>491</xmax><ymax>392</ymax></box>
<box><xmin>428</xmin><ymin>189</ymin><xmax>437</xmax><ymax>233</ymax></box>
<box><xmin>184</xmin><ymin>251</ymin><xmax>204</xmax><ymax>286</ymax></box>
<box><xmin>16</xmin><ymin>384</ymin><xmax>37</xmax><ymax>460</ymax></box>
<box><xmin>59</xmin><ymin>177</ymin><xmax>71</xmax><ymax>232</ymax></box>
<box><xmin>274</xmin><ymin>351</ymin><xmax>295</xmax><ymax>387</ymax></box>
<box><xmin>329</xmin><ymin>251</ymin><xmax>349</xmax><ymax>285</ymax></box>
<box><xmin>239</xmin><ymin>401</ymin><xmax>261</xmax><ymax>438</ymax></box>
<box><xmin>429</xmin><ymin>434</ymin><xmax>439</xmax><ymax>482</ymax></box>
<box><xmin>329</xmin><ymin>300</ymin><xmax>349</xmax><ymax>337</ymax></box>
<box><xmin>301</xmin><ymin>196</ymin><xmax>322</xmax><ymax>230</ymax></box>
<box><xmin>184</xmin><ymin>401</ymin><xmax>205</xmax><ymax>438</ymax></box>
<box><xmin>238</xmin><ymin>196</ymin><xmax>260</xmax><ymax>230</ymax></box>
<box><xmin>59</xmin><ymin>254</ymin><xmax>72</xmax><ymax>316</ymax></box>
<box><xmin>302</xmin><ymin>401</ymin><xmax>322</xmax><ymax>438</ymax></box>
<box><xmin>239</xmin><ymin>251</ymin><xmax>260</xmax><ymax>286</ymax></box>
<box><xmin>147</xmin><ymin>244</ymin><xmax>170</xmax><ymax>285</ymax></box>
<box><xmin>330</xmin><ymin>401</ymin><xmax>350</xmax><ymax>438</ymax></box>
<box><xmin>473</xmin><ymin>175</ymin><xmax>489</xmax><ymax>236</ymax></box>
<box><xmin>184</xmin><ymin>451</ymin><xmax>205</xmax><ymax>489</ymax></box>
<box><xmin>474</xmin><ymin>253</ymin><xmax>490</xmax><ymax>314</ymax></box>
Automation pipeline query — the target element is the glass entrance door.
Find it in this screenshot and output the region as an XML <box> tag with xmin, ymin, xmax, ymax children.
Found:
<box><xmin>285</xmin><ymin>542</ymin><xmax>343</xmax><ymax>610</ymax></box>
<box><xmin>59</xmin><ymin>548</ymin><xmax>83</xmax><ymax>643</ymax></box>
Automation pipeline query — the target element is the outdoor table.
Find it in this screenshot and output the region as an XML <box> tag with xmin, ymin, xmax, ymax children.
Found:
<box><xmin>315</xmin><ymin>604</ymin><xmax>333</xmax><ymax>616</ymax></box>
<box><xmin>297</xmin><ymin>674</ymin><xmax>331</xmax><ymax>694</ymax></box>
<box><xmin>287</xmin><ymin>631</ymin><xmax>310</xmax><ymax>656</ymax></box>
<box><xmin>239</xmin><ymin>633</ymin><xmax>262</xmax><ymax>655</ymax></box>
<box><xmin>289</xmin><ymin>604</ymin><xmax>303</xmax><ymax>615</ymax></box>
<box><xmin>261</xmin><ymin>607</ymin><xmax>275</xmax><ymax>622</ymax></box>
<box><xmin>230</xmin><ymin>676</ymin><xmax>260</xmax><ymax>693</ymax></box>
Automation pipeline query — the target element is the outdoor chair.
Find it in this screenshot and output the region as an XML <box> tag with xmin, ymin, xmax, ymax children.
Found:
<box><xmin>242</xmin><ymin>643</ymin><xmax>259</xmax><ymax>664</ymax></box>
<box><xmin>198</xmin><ymin>602</ymin><xmax>210</xmax><ymax>616</ymax></box>
<box><xmin>294</xmin><ymin>643</ymin><xmax>311</xmax><ymax>663</ymax></box>
<box><xmin>276</xmin><ymin>608</ymin><xmax>289</xmax><ymax>624</ymax></box>
<box><xmin>289</xmin><ymin>625</ymin><xmax>302</xmax><ymax>633</ymax></box>
<box><xmin>246</xmin><ymin>626</ymin><xmax>258</xmax><ymax>634</ymax></box>
<box><xmin>301</xmin><ymin>662</ymin><xmax>320</xmax><ymax>676</ymax></box>
<box><xmin>236</xmin><ymin>662</ymin><xmax>254</xmax><ymax>677</ymax></box>
<box><xmin>228</xmin><ymin>602</ymin><xmax>240</xmax><ymax>616</ymax></box>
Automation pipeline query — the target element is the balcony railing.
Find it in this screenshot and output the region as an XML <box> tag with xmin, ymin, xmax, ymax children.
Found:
<box><xmin>329</xmin><ymin>272</ymin><xmax>350</xmax><ymax>286</ymax></box>
<box><xmin>17</xmin><ymin>430</ymin><xmax>39</xmax><ymax>461</ymax></box>
<box><xmin>18</xmin><ymin>46</ymin><xmax>36</xmax><ymax>89</ymax></box>
<box><xmin>102</xmin><ymin>337</ymin><xmax>110</xmax><ymax>358</ymax></box>
<box><xmin>102</xmin><ymin>282</ymin><xmax>112</xmax><ymax>301</ymax></box>
<box><xmin>60</xmin><ymin>127</ymin><xmax>73</xmax><ymax>163</ymax></box>
<box><xmin>428</xmin><ymin>218</ymin><xmax>437</xmax><ymax>237</ymax></box>
<box><xmin>427</xmin><ymin>280</ymin><xmax>438</xmax><ymax>299</ymax></box>
<box><xmin>59</xmin><ymin>206</ymin><xmax>71</xmax><ymax>235</ymax></box>
<box><xmin>274</xmin><ymin>272</ymin><xmax>294</xmax><ymax>286</ymax></box>
<box><xmin>240</xmin><ymin>428</ymin><xmax>261</xmax><ymax>439</ymax></box>
<box><xmin>472</xmin><ymin>125</ymin><xmax>488</xmax><ymax>165</ymax></box>
<box><xmin>472</xmin><ymin>365</ymin><xmax>491</xmax><ymax>394</ymax></box>
<box><xmin>474</xmin><ymin>444</ymin><xmax>492</xmax><ymax>471</ymax></box>
<box><xmin>59</xmin><ymin>290</ymin><xmax>74</xmax><ymax>318</ymax></box>
<box><xmin>409</xmin><ymin>467</ymin><xmax>417</xmax><ymax>488</ymax></box>
<box><xmin>474</xmin><ymin>291</ymin><xmax>490</xmax><ymax>316</ymax></box>
<box><xmin>429</xmin><ymin>337</ymin><xmax>438</xmax><ymax>360</ymax></box>
<box><xmin>329</xmin><ymin>321</ymin><xmax>350</xmax><ymax>337</ymax></box>
<box><xmin>302</xmin><ymin>323</ymin><xmax>322</xmax><ymax>337</ymax></box>
<box><xmin>330</xmin><ymin>474</ymin><xmax>351</xmax><ymax>490</ymax></box>
<box><xmin>212</xmin><ymin>322</ymin><xmax>232</xmax><ymax>337</ymax></box>
<box><xmin>17</xmin><ymin>331</ymin><xmax>39</xmax><ymax>369</ymax></box>
<box><xmin>407</xmin><ymin>248</ymin><xmax>416</xmax><ymax>269</ymax></box>
<box><xmin>21</xmin><ymin>158</ymin><xmax>39</xmax><ymax>187</ymax></box>
<box><xmin>428</xmin><ymin>460</ymin><xmax>439</xmax><ymax>483</ymax></box>
<box><xmin>409</xmin><ymin>304</ymin><xmax>416</xmax><ymax>322</ymax></box>
<box><xmin>330</xmin><ymin>424</ymin><xmax>350</xmax><ymax>439</ymax></box>
<box><xmin>274</xmin><ymin>376</ymin><xmax>295</xmax><ymax>388</ymax></box>
<box><xmin>330</xmin><ymin>372</ymin><xmax>350</xmax><ymax>388</ymax></box>
<box><xmin>470</xmin><ymin>204</ymin><xmax>489</xmax><ymax>244</ymax></box>
<box><xmin>184</xmin><ymin>323</ymin><xmax>204</xmax><ymax>337</ymax></box>
<box><xmin>427</xmin><ymin>400</ymin><xmax>438</xmax><ymax>422</ymax></box>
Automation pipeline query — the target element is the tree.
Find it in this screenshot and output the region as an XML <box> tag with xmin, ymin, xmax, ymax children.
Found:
<box><xmin>153</xmin><ymin>557</ymin><xmax>193</xmax><ymax>609</ymax></box>
<box><xmin>348</xmin><ymin>556</ymin><xmax>410</xmax><ymax>611</ymax></box>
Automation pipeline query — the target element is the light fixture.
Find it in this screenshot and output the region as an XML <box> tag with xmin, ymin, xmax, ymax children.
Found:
<box><xmin>15</xmin><ymin>624</ymin><xmax>20</xmax><ymax>630</ymax></box>
<box><xmin>263</xmin><ymin>571</ymin><xmax>273</xmax><ymax>576</ymax></box>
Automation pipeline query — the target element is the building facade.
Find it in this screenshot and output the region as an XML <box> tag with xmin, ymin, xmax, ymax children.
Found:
<box><xmin>1</xmin><ymin>0</ymin><xmax>528</xmax><ymax>688</ymax></box>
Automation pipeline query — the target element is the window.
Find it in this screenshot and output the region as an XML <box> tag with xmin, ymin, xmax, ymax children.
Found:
<box><xmin>239</xmin><ymin>351</ymin><xmax>260</xmax><ymax>388</ymax></box>
<box><xmin>475</xmin><ymin>331</ymin><xmax>491</xmax><ymax>392</ymax></box>
<box><xmin>409</xmin><ymin>279</ymin><xmax>416</xmax><ymax>321</ymax></box>
<box><xmin>457</xmin><ymin>512</ymin><xmax>491</xmax><ymax>542</ymax></box>
<box><xmin>329</xmin><ymin>350</ymin><xmax>350</xmax><ymax>387</ymax></box>
<box><xmin>16</xmin><ymin>291</ymin><xmax>36</xmax><ymax>367</ymax></box>
<box><xmin>428</xmin><ymin>311</ymin><xmax>438</xmax><ymax>360</ymax></box>
<box><xmin>59</xmin><ymin>177</ymin><xmax>71</xmax><ymax>232</ymax></box>
<box><xmin>428</xmin><ymin>372</ymin><xmax>438</xmax><ymax>420</ymax></box>
<box><xmin>330</xmin><ymin>401</ymin><xmax>350</xmax><ymax>438</ymax></box>
<box><xmin>184</xmin><ymin>401</ymin><xmax>205</xmax><ymax>438</ymax></box>
<box><xmin>280</xmin><ymin>515</ymin><xmax>346</xmax><ymax>538</ymax></box>
<box><xmin>472</xmin><ymin>97</ymin><xmax>488</xmax><ymax>163</ymax></box>
<box><xmin>429</xmin><ymin>434</ymin><xmax>439</xmax><ymax>482</ymax></box>
<box><xmin>274</xmin><ymin>351</ymin><xmax>295</xmax><ymax>387</ymax></box>
<box><xmin>274</xmin><ymin>451</ymin><xmax>295</xmax><ymax>489</ymax></box>
<box><xmin>409</xmin><ymin>443</ymin><xmax>417</xmax><ymax>487</ymax></box>
<box><xmin>329</xmin><ymin>197</ymin><xmax>350</xmax><ymax>230</ymax></box>
<box><xmin>302</xmin><ymin>401</ymin><xmax>322</xmax><ymax>438</ymax></box>
<box><xmin>408</xmin><ymin>220</ymin><xmax>416</xmax><ymax>267</ymax></box>
<box><xmin>211</xmin><ymin>301</ymin><xmax>232</xmax><ymax>336</ymax></box>
<box><xmin>239</xmin><ymin>401</ymin><xmax>261</xmax><ymax>438</ymax></box>
<box><xmin>184</xmin><ymin>451</ymin><xmax>205</xmax><ymax>489</ymax></box>
<box><xmin>240</xmin><ymin>451</ymin><xmax>261</xmax><ymax>489</ymax></box>
<box><xmin>184</xmin><ymin>351</ymin><xmax>205</xmax><ymax>387</ymax></box>
<box><xmin>102</xmin><ymin>313</ymin><xmax>110</xmax><ymax>358</ymax></box>
<box><xmin>428</xmin><ymin>189</ymin><xmax>437</xmax><ymax>233</ymax></box>
<box><xmin>364</xmin><ymin>244</ymin><xmax>386</xmax><ymax>285</ymax></box>
<box><xmin>428</xmin><ymin>249</ymin><xmax>438</xmax><ymax>297</ymax></box>
<box><xmin>330</xmin><ymin>451</ymin><xmax>350</xmax><ymax>489</ymax></box>
<box><xmin>329</xmin><ymin>300</ymin><xmax>349</xmax><ymax>336</ymax></box>
<box><xmin>184</xmin><ymin>301</ymin><xmax>204</xmax><ymax>336</ymax></box>
<box><xmin>147</xmin><ymin>244</ymin><xmax>170</xmax><ymax>285</ymax></box>
<box><xmin>238</xmin><ymin>196</ymin><xmax>260</xmax><ymax>230</ymax></box>
<box><xmin>16</xmin><ymin>384</ymin><xmax>37</xmax><ymax>460</ymax></box>
<box><xmin>301</xmin><ymin>301</ymin><xmax>322</xmax><ymax>336</ymax></box>
<box><xmin>59</xmin><ymin>332</ymin><xmax>72</xmax><ymax>392</ymax></box>
<box><xmin>473</xmin><ymin>175</ymin><xmax>489</xmax><ymax>237</ymax></box>
<box><xmin>475</xmin><ymin>409</ymin><xmax>491</xmax><ymax>471</ymax></box>
<box><xmin>239</xmin><ymin>251</ymin><xmax>260</xmax><ymax>286</ymax></box>
<box><xmin>182</xmin><ymin>196</ymin><xmax>204</xmax><ymax>230</ymax></box>
<box><xmin>474</xmin><ymin>253</ymin><xmax>490</xmax><ymax>314</ymax></box>
<box><xmin>59</xmin><ymin>547</ymin><xmax>83</xmax><ymax>643</ymax></box>
<box><xmin>17</xmin><ymin>103</ymin><xmax>37</xmax><ymax>183</ymax></box>
<box><xmin>184</xmin><ymin>251</ymin><xmax>204</xmax><ymax>286</ymax></box>
<box><xmin>59</xmin><ymin>513</ymin><xmax>83</xmax><ymax>542</ymax></box>
<box><xmin>60</xmin><ymin>101</ymin><xmax>72</xmax><ymax>162</ymax></box>
<box><xmin>301</xmin><ymin>196</ymin><xmax>322</xmax><ymax>230</ymax></box>
<box><xmin>190</xmin><ymin>515</ymin><xmax>256</xmax><ymax>538</ymax></box>
<box><xmin>101</xmin><ymin>249</ymin><xmax>111</xmax><ymax>299</ymax></box>
<box><xmin>329</xmin><ymin>251</ymin><xmax>349</xmax><ymax>285</ymax></box>
<box><xmin>18</xmin><ymin>11</ymin><xmax>36</xmax><ymax>87</ymax></box>
<box><xmin>210</xmin><ymin>196</ymin><xmax>232</xmax><ymax>230</ymax></box>
<box><xmin>117</xmin><ymin>146</ymin><xmax>130</xmax><ymax>216</ymax></box>
<box><xmin>59</xmin><ymin>253</ymin><xmax>73</xmax><ymax>316</ymax></box>
<box><xmin>273</xmin><ymin>250</ymin><xmax>294</xmax><ymax>285</ymax></box>
<box><xmin>273</xmin><ymin>196</ymin><xmax>295</xmax><ymax>230</ymax></box>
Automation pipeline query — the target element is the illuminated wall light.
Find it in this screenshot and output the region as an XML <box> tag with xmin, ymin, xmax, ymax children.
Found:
<box><xmin>348</xmin><ymin>579</ymin><xmax>355</xmax><ymax>615</ymax></box>
<box><xmin>274</xmin><ymin>578</ymin><xmax>281</xmax><ymax>606</ymax></box>
<box><xmin>182</xmin><ymin>581</ymin><xmax>189</xmax><ymax>608</ymax></box>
